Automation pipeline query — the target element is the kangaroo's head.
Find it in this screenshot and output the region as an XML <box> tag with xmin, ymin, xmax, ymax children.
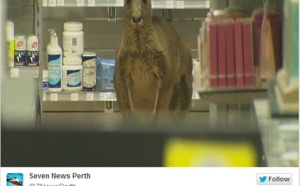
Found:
<box><xmin>124</xmin><ymin>0</ymin><xmax>152</xmax><ymax>27</ymax></box>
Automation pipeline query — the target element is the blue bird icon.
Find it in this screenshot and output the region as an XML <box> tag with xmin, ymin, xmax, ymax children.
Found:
<box><xmin>259</xmin><ymin>176</ymin><xmax>267</xmax><ymax>183</ymax></box>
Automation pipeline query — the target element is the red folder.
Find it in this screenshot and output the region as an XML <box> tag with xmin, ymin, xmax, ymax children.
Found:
<box><xmin>208</xmin><ymin>22</ymin><xmax>218</xmax><ymax>89</ymax></box>
<box><xmin>217</xmin><ymin>21</ymin><xmax>227</xmax><ymax>88</ymax></box>
<box><xmin>242</xmin><ymin>18</ymin><xmax>254</xmax><ymax>87</ymax></box>
<box><xmin>234</xmin><ymin>19</ymin><xmax>244</xmax><ymax>87</ymax></box>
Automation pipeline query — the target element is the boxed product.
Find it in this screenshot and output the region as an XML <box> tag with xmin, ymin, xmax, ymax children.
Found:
<box><xmin>97</xmin><ymin>57</ymin><xmax>115</xmax><ymax>91</ymax></box>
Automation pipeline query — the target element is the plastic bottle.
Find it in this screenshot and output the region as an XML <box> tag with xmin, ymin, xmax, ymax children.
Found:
<box><xmin>62</xmin><ymin>57</ymin><xmax>83</xmax><ymax>92</ymax></box>
<box><xmin>47</xmin><ymin>30</ymin><xmax>62</xmax><ymax>92</ymax></box>
<box><xmin>6</xmin><ymin>20</ymin><xmax>14</xmax><ymax>68</ymax></box>
<box><xmin>43</xmin><ymin>70</ymin><xmax>48</xmax><ymax>92</ymax></box>
<box><xmin>63</xmin><ymin>22</ymin><xmax>84</xmax><ymax>57</ymax></box>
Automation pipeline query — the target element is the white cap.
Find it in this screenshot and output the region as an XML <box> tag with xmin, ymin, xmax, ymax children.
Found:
<box><xmin>64</xmin><ymin>22</ymin><xmax>83</xmax><ymax>31</ymax></box>
<box><xmin>63</xmin><ymin>57</ymin><xmax>82</xmax><ymax>65</ymax></box>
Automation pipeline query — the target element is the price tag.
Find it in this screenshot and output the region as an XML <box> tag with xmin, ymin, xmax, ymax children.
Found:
<box><xmin>77</xmin><ymin>0</ymin><xmax>84</xmax><ymax>6</ymax></box>
<box><xmin>166</xmin><ymin>1</ymin><xmax>174</xmax><ymax>9</ymax></box>
<box><xmin>206</xmin><ymin>1</ymin><xmax>210</xmax><ymax>8</ymax></box>
<box><xmin>88</xmin><ymin>0</ymin><xmax>95</xmax><ymax>7</ymax></box>
<box><xmin>56</xmin><ymin>0</ymin><xmax>64</xmax><ymax>6</ymax></box>
<box><xmin>48</xmin><ymin>0</ymin><xmax>57</xmax><ymax>7</ymax></box>
<box><xmin>50</xmin><ymin>93</ymin><xmax>58</xmax><ymax>101</ymax></box>
<box><xmin>71</xmin><ymin>93</ymin><xmax>79</xmax><ymax>101</ymax></box>
<box><xmin>86</xmin><ymin>93</ymin><xmax>94</xmax><ymax>101</ymax></box>
<box><xmin>99</xmin><ymin>92</ymin><xmax>106</xmax><ymax>100</ymax></box>
<box><xmin>176</xmin><ymin>1</ymin><xmax>184</xmax><ymax>9</ymax></box>
<box><xmin>42</xmin><ymin>0</ymin><xmax>48</xmax><ymax>6</ymax></box>
<box><xmin>10</xmin><ymin>68</ymin><xmax>19</xmax><ymax>78</ymax></box>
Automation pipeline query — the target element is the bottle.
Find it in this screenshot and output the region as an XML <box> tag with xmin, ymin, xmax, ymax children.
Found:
<box><xmin>62</xmin><ymin>57</ymin><xmax>83</xmax><ymax>92</ymax></box>
<box><xmin>14</xmin><ymin>35</ymin><xmax>27</xmax><ymax>66</ymax></box>
<box><xmin>43</xmin><ymin>70</ymin><xmax>48</xmax><ymax>92</ymax></box>
<box><xmin>63</xmin><ymin>22</ymin><xmax>84</xmax><ymax>58</ymax></box>
<box><xmin>47</xmin><ymin>30</ymin><xmax>62</xmax><ymax>92</ymax></box>
<box><xmin>6</xmin><ymin>20</ymin><xmax>15</xmax><ymax>68</ymax></box>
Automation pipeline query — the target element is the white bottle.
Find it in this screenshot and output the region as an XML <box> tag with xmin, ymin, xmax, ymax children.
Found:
<box><xmin>63</xmin><ymin>22</ymin><xmax>84</xmax><ymax>58</ymax></box>
<box><xmin>62</xmin><ymin>57</ymin><xmax>83</xmax><ymax>92</ymax></box>
<box><xmin>6</xmin><ymin>20</ymin><xmax>15</xmax><ymax>68</ymax></box>
<box><xmin>47</xmin><ymin>30</ymin><xmax>62</xmax><ymax>92</ymax></box>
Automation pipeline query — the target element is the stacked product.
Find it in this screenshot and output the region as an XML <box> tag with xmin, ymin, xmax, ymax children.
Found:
<box><xmin>62</xmin><ymin>22</ymin><xmax>84</xmax><ymax>92</ymax></box>
<box><xmin>6</xmin><ymin>20</ymin><xmax>39</xmax><ymax>68</ymax></box>
<box><xmin>197</xmin><ymin>6</ymin><xmax>281</xmax><ymax>90</ymax></box>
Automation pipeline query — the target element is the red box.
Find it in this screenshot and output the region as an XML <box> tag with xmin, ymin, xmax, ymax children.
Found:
<box><xmin>225</xmin><ymin>19</ymin><xmax>236</xmax><ymax>87</ymax></box>
<box><xmin>208</xmin><ymin>22</ymin><xmax>218</xmax><ymax>89</ymax></box>
<box><xmin>234</xmin><ymin>19</ymin><xmax>244</xmax><ymax>87</ymax></box>
<box><xmin>217</xmin><ymin>21</ymin><xmax>227</xmax><ymax>88</ymax></box>
<box><xmin>242</xmin><ymin>18</ymin><xmax>254</xmax><ymax>87</ymax></box>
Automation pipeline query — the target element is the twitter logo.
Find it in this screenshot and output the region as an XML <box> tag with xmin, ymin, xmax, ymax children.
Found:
<box><xmin>259</xmin><ymin>176</ymin><xmax>267</xmax><ymax>183</ymax></box>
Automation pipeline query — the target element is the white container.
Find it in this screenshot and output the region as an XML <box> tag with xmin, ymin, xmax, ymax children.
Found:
<box><xmin>62</xmin><ymin>63</ymin><xmax>83</xmax><ymax>92</ymax></box>
<box><xmin>47</xmin><ymin>30</ymin><xmax>62</xmax><ymax>92</ymax></box>
<box><xmin>63</xmin><ymin>22</ymin><xmax>84</xmax><ymax>57</ymax></box>
<box><xmin>27</xmin><ymin>35</ymin><xmax>39</xmax><ymax>66</ymax></box>
<box><xmin>43</xmin><ymin>70</ymin><xmax>48</xmax><ymax>92</ymax></box>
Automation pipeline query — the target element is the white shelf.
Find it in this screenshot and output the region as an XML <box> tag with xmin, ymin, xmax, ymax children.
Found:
<box><xmin>42</xmin><ymin>0</ymin><xmax>210</xmax><ymax>9</ymax></box>
<box><xmin>43</xmin><ymin>90</ymin><xmax>200</xmax><ymax>102</ymax></box>
<box><xmin>43</xmin><ymin>91</ymin><xmax>117</xmax><ymax>101</ymax></box>
<box><xmin>10</xmin><ymin>67</ymin><xmax>39</xmax><ymax>79</ymax></box>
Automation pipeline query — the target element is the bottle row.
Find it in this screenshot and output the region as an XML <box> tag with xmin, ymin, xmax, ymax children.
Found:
<box><xmin>6</xmin><ymin>21</ymin><xmax>39</xmax><ymax>67</ymax></box>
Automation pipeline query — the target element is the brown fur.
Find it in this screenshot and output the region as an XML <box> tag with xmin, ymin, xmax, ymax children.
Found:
<box><xmin>114</xmin><ymin>0</ymin><xmax>193</xmax><ymax>125</ymax></box>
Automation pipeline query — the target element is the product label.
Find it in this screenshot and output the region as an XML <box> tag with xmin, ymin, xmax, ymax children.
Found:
<box><xmin>48</xmin><ymin>54</ymin><xmax>62</xmax><ymax>88</ymax></box>
<box><xmin>104</xmin><ymin>65</ymin><xmax>114</xmax><ymax>90</ymax></box>
<box><xmin>43</xmin><ymin>81</ymin><xmax>48</xmax><ymax>92</ymax></box>
<box><xmin>14</xmin><ymin>50</ymin><xmax>27</xmax><ymax>66</ymax></box>
<box><xmin>8</xmin><ymin>40</ymin><xmax>14</xmax><ymax>66</ymax></box>
<box><xmin>67</xmin><ymin>69</ymin><xmax>82</xmax><ymax>87</ymax></box>
<box><xmin>64</xmin><ymin>36</ymin><xmax>81</xmax><ymax>55</ymax></box>
<box><xmin>27</xmin><ymin>51</ymin><xmax>39</xmax><ymax>66</ymax></box>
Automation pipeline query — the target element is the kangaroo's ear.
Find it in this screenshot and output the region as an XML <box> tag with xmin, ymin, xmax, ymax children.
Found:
<box><xmin>142</xmin><ymin>0</ymin><xmax>147</xmax><ymax>4</ymax></box>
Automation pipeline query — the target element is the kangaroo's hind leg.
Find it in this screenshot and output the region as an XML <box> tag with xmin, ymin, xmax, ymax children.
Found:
<box><xmin>114</xmin><ymin>71</ymin><xmax>136</xmax><ymax>124</ymax></box>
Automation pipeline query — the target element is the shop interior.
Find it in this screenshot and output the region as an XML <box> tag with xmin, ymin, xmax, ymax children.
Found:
<box><xmin>1</xmin><ymin>0</ymin><xmax>299</xmax><ymax>167</ymax></box>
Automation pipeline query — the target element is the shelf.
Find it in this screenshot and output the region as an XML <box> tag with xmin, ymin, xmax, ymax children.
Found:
<box><xmin>42</xmin><ymin>0</ymin><xmax>210</xmax><ymax>9</ymax></box>
<box><xmin>9</xmin><ymin>67</ymin><xmax>39</xmax><ymax>79</ymax></box>
<box><xmin>43</xmin><ymin>90</ymin><xmax>200</xmax><ymax>102</ymax></box>
<box><xmin>42</xmin><ymin>91</ymin><xmax>117</xmax><ymax>101</ymax></box>
<box><xmin>198</xmin><ymin>88</ymin><xmax>267</xmax><ymax>104</ymax></box>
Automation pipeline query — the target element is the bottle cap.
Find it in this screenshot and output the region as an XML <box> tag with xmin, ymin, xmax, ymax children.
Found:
<box><xmin>64</xmin><ymin>22</ymin><xmax>83</xmax><ymax>31</ymax></box>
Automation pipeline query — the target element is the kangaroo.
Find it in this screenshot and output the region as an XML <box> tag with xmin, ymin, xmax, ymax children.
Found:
<box><xmin>114</xmin><ymin>0</ymin><xmax>193</xmax><ymax>125</ymax></box>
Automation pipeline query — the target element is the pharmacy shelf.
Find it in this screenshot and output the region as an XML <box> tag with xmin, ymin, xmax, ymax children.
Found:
<box><xmin>42</xmin><ymin>0</ymin><xmax>210</xmax><ymax>9</ymax></box>
<box><xmin>43</xmin><ymin>90</ymin><xmax>200</xmax><ymax>102</ymax></box>
<box><xmin>42</xmin><ymin>91</ymin><xmax>117</xmax><ymax>101</ymax></box>
<box><xmin>198</xmin><ymin>88</ymin><xmax>267</xmax><ymax>104</ymax></box>
<box><xmin>9</xmin><ymin>67</ymin><xmax>39</xmax><ymax>79</ymax></box>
